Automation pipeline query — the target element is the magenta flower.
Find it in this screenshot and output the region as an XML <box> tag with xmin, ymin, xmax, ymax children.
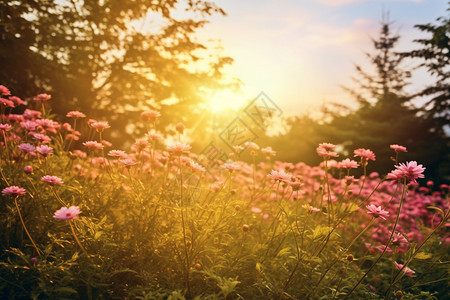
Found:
<box><xmin>393</xmin><ymin>262</ymin><xmax>415</xmax><ymax>277</ymax></box>
<box><xmin>366</xmin><ymin>204</ymin><xmax>389</xmax><ymax>220</ymax></box>
<box><xmin>0</xmin><ymin>85</ymin><xmax>11</xmax><ymax>96</ymax></box>
<box><xmin>41</xmin><ymin>175</ymin><xmax>64</xmax><ymax>185</ymax></box>
<box><xmin>2</xmin><ymin>186</ymin><xmax>26</xmax><ymax>196</ymax></box>
<box><xmin>390</xmin><ymin>144</ymin><xmax>407</xmax><ymax>152</ymax></box>
<box><xmin>36</xmin><ymin>145</ymin><xmax>53</xmax><ymax>157</ymax></box>
<box><xmin>33</xmin><ymin>93</ymin><xmax>51</xmax><ymax>102</ymax></box>
<box><xmin>18</xmin><ymin>143</ymin><xmax>36</xmax><ymax>154</ymax></box>
<box><xmin>0</xmin><ymin>124</ymin><xmax>12</xmax><ymax>131</ymax></box>
<box><xmin>24</xmin><ymin>165</ymin><xmax>33</xmax><ymax>174</ymax></box>
<box><xmin>53</xmin><ymin>206</ymin><xmax>81</xmax><ymax>220</ymax></box>
<box><xmin>387</xmin><ymin>161</ymin><xmax>425</xmax><ymax>184</ymax></box>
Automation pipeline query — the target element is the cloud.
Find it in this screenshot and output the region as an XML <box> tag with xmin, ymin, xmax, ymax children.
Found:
<box><xmin>315</xmin><ymin>0</ymin><xmax>367</xmax><ymax>6</ymax></box>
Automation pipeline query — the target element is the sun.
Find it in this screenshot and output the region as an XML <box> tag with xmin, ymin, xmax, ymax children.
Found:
<box><xmin>207</xmin><ymin>89</ymin><xmax>248</xmax><ymax>112</ymax></box>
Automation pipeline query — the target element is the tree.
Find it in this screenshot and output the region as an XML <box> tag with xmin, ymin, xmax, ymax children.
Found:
<box><xmin>320</xmin><ymin>18</ymin><xmax>448</xmax><ymax>182</ymax></box>
<box><xmin>402</xmin><ymin>3</ymin><xmax>450</xmax><ymax>132</ymax></box>
<box><xmin>0</xmin><ymin>0</ymin><xmax>233</xmax><ymax>144</ymax></box>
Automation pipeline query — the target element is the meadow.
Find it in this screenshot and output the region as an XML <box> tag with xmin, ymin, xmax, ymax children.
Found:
<box><xmin>0</xmin><ymin>87</ymin><xmax>448</xmax><ymax>299</ymax></box>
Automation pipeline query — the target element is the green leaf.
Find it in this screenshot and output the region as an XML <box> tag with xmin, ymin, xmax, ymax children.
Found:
<box><xmin>313</xmin><ymin>225</ymin><xmax>332</xmax><ymax>239</ymax></box>
<box><xmin>415</xmin><ymin>252</ymin><xmax>432</xmax><ymax>260</ymax></box>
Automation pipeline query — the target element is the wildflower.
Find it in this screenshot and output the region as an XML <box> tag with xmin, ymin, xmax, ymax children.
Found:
<box><xmin>91</xmin><ymin>121</ymin><xmax>110</xmax><ymax>132</ymax></box>
<box><xmin>354</xmin><ymin>148</ymin><xmax>376</xmax><ymax>161</ymax></box>
<box><xmin>140</xmin><ymin>110</ymin><xmax>161</xmax><ymax>121</ymax></box>
<box><xmin>23</xmin><ymin>109</ymin><xmax>41</xmax><ymax>119</ymax></box>
<box><xmin>316</xmin><ymin>143</ymin><xmax>338</xmax><ymax>159</ymax></box>
<box><xmin>426</xmin><ymin>180</ymin><xmax>434</xmax><ymax>187</ymax></box>
<box><xmin>108</xmin><ymin>150</ymin><xmax>128</xmax><ymax>159</ymax></box>
<box><xmin>391</xmin><ymin>232</ymin><xmax>408</xmax><ymax>248</ymax></box>
<box><xmin>133</xmin><ymin>139</ymin><xmax>149</xmax><ymax>153</ymax></box>
<box><xmin>9</xmin><ymin>96</ymin><xmax>27</xmax><ymax>106</ymax></box>
<box><xmin>119</xmin><ymin>158</ymin><xmax>137</xmax><ymax>167</ymax></box>
<box><xmin>344</xmin><ymin>175</ymin><xmax>357</xmax><ymax>185</ymax></box>
<box><xmin>24</xmin><ymin>166</ymin><xmax>33</xmax><ymax>174</ymax></box>
<box><xmin>41</xmin><ymin>175</ymin><xmax>64</xmax><ymax>185</ymax></box>
<box><xmin>390</xmin><ymin>144</ymin><xmax>407</xmax><ymax>152</ymax></box>
<box><xmin>166</xmin><ymin>142</ymin><xmax>191</xmax><ymax>154</ymax></box>
<box><xmin>0</xmin><ymin>98</ymin><xmax>15</xmax><ymax>108</ymax></box>
<box><xmin>66</xmin><ymin>111</ymin><xmax>86</xmax><ymax>119</ymax></box>
<box><xmin>232</xmin><ymin>145</ymin><xmax>245</xmax><ymax>154</ymax></box>
<box><xmin>18</xmin><ymin>143</ymin><xmax>36</xmax><ymax>154</ymax></box>
<box><xmin>145</xmin><ymin>130</ymin><xmax>162</xmax><ymax>140</ymax></box>
<box><xmin>267</xmin><ymin>169</ymin><xmax>292</xmax><ymax>182</ymax></box>
<box><xmin>36</xmin><ymin>145</ymin><xmax>53</xmax><ymax>157</ymax></box>
<box><xmin>387</xmin><ymin>161</ymin><xmax>425</xmax><ymax>184</ymax></box>
<box><xmin>339</xmin><ymin>158</ymin><xmax>359</xmax><ymax>169</ymax></box>
<box><xmin>34</xmin><ymin>93</ymin><xmax>51</xmax><ymax>102</ymax></box>
<box><xmin>221</xmin><ymin>162</ymin><xmax>241</xmax><ymax>171</ymax></box>
<box><xmin>188</xmin><ymin>161</ymin><xmax>205</xmax><ymax>172</ymax></box>
<box><xmin>53</xmin><ymin>206</ymin><xmax>81</xmax><ymax>220</ymax></box>
<box><xmin>0</xmin><ymin>124</ymin><xmax>12</xmax><ymax>131</ymax></box>
<box><xmin>302</xmin><ymin>204</ymin><xmax>321</xmax><ymax>213</ymax></box>
<box><xmin>175</xmin><ymin>122</ymin><xmax>185</xmax><ymax>134</ymax></box>
<box><xmin>2</xmin><ymin>186</ymin><xmax>26</xmax><ymax>196</ymax></box>
<box><xmin>289</xmin><ymin>180</ymin><xmax>303</xmax><ymax>191</ymax></box>
<box><xmin>83</xmin><ymin>141</ymin><xmax>104</xmax><ymax>151</ymax></box>
<box><xmin>393</xmin><ymin>262</ymin><xmax>415</xmax><ymax>277</ymax></box>
<box><xmin>102</xmin><ymin>140</ymin><xmax>112</xmax><ymax>147</ymax></box>
<box><xmin>30</xmin><ymin>257</ymin><xmax>38</xmax><ymax>264</ymax></box>
<box><xmin>21</xmin><ymin>121</ymin><xmax>38</xmax><ymax>131</ymax></box>
<box><xmin>0</xmin><ymin>85</ymin><xmax>11</xmax><ymax>96</ymax></box>
<box><xmin>30</xmin><ymin>133</ymin><xmax>51</xmax><ymax>143</ymax></box>
<box><xmin>366</xmin><ymin>204</ymin><xmax>389</xmax><ymax>220</ymax></box>
<box><xmin>262</xmin><ymin>147</ymin><xmax>276</xmax><ymax>156</ymax></box>
<box><xmin>245</xmin><ymin>142</ymin><xmax>259</xmax><ymax>150</ymax></box>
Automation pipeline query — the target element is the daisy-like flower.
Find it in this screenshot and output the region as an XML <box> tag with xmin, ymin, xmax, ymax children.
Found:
<box><xmin>119</xmin><ymin>158</ymin><xmax>137</xmax><ymax>167</ymax></box>
<box><xmin>34</xmin><ymin>93</ymin><xmax>51</xmax><ymax>102</ymax></box>
<box><xmin>91</xmin><ymin>121</ymin><xmax>110</xmax><ymax>132</ymax></box>
<box><xmin>221</xmin><ymin>162</ymin><xmax>241</xmax><ymax>171</ymax></box>
<box><xmin>0</xmin><ymin>98</ymin><xmax>15</xmax><ymax>108</ymax></box>
<box><xmin>393</xmin><ymin>262</ymin><xmax>415</xmax><ymax>277</ymax></box>
<box><xmin>339</xmin><ymin>158</ymin><xmax>359</xmax><ymax>169</ymax></box>
<box><xmin>188</xmin><ymin>161</ymin><xmax>206</xmax><ymax>172</ymax></box>
<box><xmin>232</xmin><ymin>145</ymin><xmax>245</xmax><ymax>154</ymax></box>
<box><xmin>267</xmin><ymin>169</ymin><xmax>292</xmax><ymax>182</ymax></box>
<box><xmin>30</xmin><ymin>133</ymin><xmax>51</xmax><ymax>143</ymax></box>
<box><xmin>140</xmin><ymin>110</ymin><xmax>161</xmax><ymax>120</ymax></box>
<box><xmin>9</xmin><ymin>96</ymin><xmax>27</xmax><ymax>106</ymax></box>
<box><xmin>41</xmin><ymin>175</ymin><xmax>64</xmax><ymax>185</ymax></box>
<box><xmin>36</xmin><ymin>145</ymin><xmax>53</xmax><ymax>157</ymax></box>
<box><xmin>66</xmin><ymin>111</ymin><xmax>86</xmax><ymax>119</ymax></box>
<box><xmin>2</xmin><ymin>186</ymin><xmax>26</xmax><ymax>196</ymax></box>
<box><xmin>302</xmin><ymin>204</ymin><xmax>321</xmax><ymax>213</ymax></box>
<box><xmin>387</xmin><ymin>161</ymin><xmax>425</xmax><ymax>184</ymax></box>
<box><xmin>0</xmin><ymin>124</ymin><xmax>12</xmax><ymax>131</ymax></box>
<box><xmin>145</xmin><ymin>130</ymin><xmax>162</xmax><ymax>141</ymax></box>
<box><xmin>53</xmin><ymin>206</ymin><xmax>81</xmax><ymax>220</ymax></box>
<box><xmin>354</xmin><ymin>148</ymin><xmax>376</xmax><ymax>161</ymax></box>
<box><xmin>390</xmin><ymin>144</ymin><xmax>407</xmax><ymax>152</ymax></box>
<box><xmin>83</xmin><ymin>141</ymin><xmax>104</xmax><ymax>151</ymax></box>
<box><xmin>344</xmin><ymin>175</ymin><xmax>357</xmax><ymax>185</ymax></box>
<box><xmin>245</xmin><ymin>142</ymin><xmax>259</xmax><ymax>150</ymax></box>
<box><xmin>262</xmin><ymin>147</ymin><xmax>276</xmax><ymax>156</ymax></box>
<box><xmin>21</xmin><ymin>120</ymin><xmax>38</xmax><ymax>131</ymax></box>
<box><xmin>18</xmin><ymin>143</ymin><xmax>36</xmax><ymax>154</ymax></box>
<box><xmin>108</xmin><ymin>150</ymin><xmax>128</xmax><ymax>159</ymax></box>
<box><xmin>366</xmin><ymin>204</ymin><xmax>389</xmax><ymax>220</ymax></box>
<box><xmin>316</xmin><ymin>143</ymin><xmax>338</xmax><ymax>159</ymax></box>
<box><xmin>0</xmin><ymin>85</ymin><xmax>11</xmax><ymax>96</ymax></box>
<box><xmin>166</xmin><ymin>142</ymin><xmax>191</xmax><ymax>154</ymax></box>
<box><xmin>391</xmin><ymin>232</ymin><xmax>408</xmax><ymax>248</ymax></box>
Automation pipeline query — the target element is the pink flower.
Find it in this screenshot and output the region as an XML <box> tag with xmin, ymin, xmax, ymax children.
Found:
<box><xmin>36</xmin><ymin>145</ymin><xmax>53</xmax><ymax>157</ymax></box>
<box><xmin>316</xmin><ymin>143</ymin><xmax>338</xmax><ymax>159</ymax></box>
<box><xmin>391</xmin><ymin>232</ymin><xmax>408</xmax><ymax>248</ymax></box>
<box><xmin>0</xmin><ymin>98</ymin><xmax>15</xmax><ymax>108</ymax></box>
<box><xmin>24</xmin><ymin>166</ymin><xmax>33</xmax><ymax>174</ymax></box>
<box><xmin>221</xmin><ymin>162</ymin><xmax>241</xmax><ymax>171</ymax></box>
<box><xmin>34</xmin><ymin>93</ymin><xmax>51</xmax><ymax>102</ymax></box>
<box><xmin>393</xmin><ymin>262</ymin><xmax>415</xmax><ymax>277</ymax></box>
<box><xmin>387</xmin><ymin>161</ymin><xmax>425</xmax><ymax>184</ymax></box>
<box><xmin>41</xmin><ymin>175</ymin><xmax>64</xmax><ymax>185</ymax></box>
<box><xmin>145</xmin><ymin>130</ymin><xmax>162</xmax><ymax>140</ymax></box>
<box><xmin>119</xmin><ymin>158</ymin><xmax>137</xmax><ymax>167</ymax></box>
<box><xmin>188</xmin><ymin>161</ymin><xmax>206</xmax><ymax>172</ymax></box>
<box><xmin>18</xmin><ymin>143</ymin><xmax>36</xmax><ymax>154</ymax></box>
<box><xmin>245</xmin><ymin>141</ymin><xmax>260</xmax><ymax>150</ymax></box>
<box><xmin>30</xmin><ymin>133</ymin><xmax>51</xmax><ymax>143</ymax></box>
<box><xmin>53</xmin><ymin>206</ymin><xmax>81</xmax><ymax>220</ymax></box>
<box><xmin>140</xmin><ymin>110</ymin><xmax>161</xmax><ymax>120</ymax></box>
<box><xmin>90</xmin><ymin>121</ymin><xmax>110</xmax><ymax>132</ymax></box>
<box><xmin>66</xmin><ymin>111</ymin><xmax>86</xmax><ymax>118</ymax></box>
<box><xmin>366</xmin><ymin>204</ymin><xmax>389</xmax><ymax>220</ymax></box>
<box><xmin>21</xmin><ymin>121</ymin><xmax>38</xmax><ymax>131</ymax></box>
<box><xmin>232</xmin><ymin>145</ymin><xmax>245</xmax><ymax>153</ymax></box>
<box><xmin>9</xmin><ymin>96</ymin><xmax>27</xmax><ymax>106</ymax></box>
<box><xmin>166</xmin><ymin>142</ymin><xmax>191</xmax><ymax>154</ymax></box>
<box><xmin>0</xmin><ymin>85</ymin><xmax>11</xmax><ymax>96</ymax></box>
<box><xmin>390</xmin><ymin>144</ymin><xmax>407</xmax><ymax>152</ymax></box>
<box><xmin>2</xmin><ymin>186</ymin><xmax>26</xmax><ymax>196</ymax></box>
<box><xmin>267</xmin><ymin>169</ymin><xmax>292</xmax><ymax>182</ymax></box>
<box><xmin>262</xmin><ymin>147</ymin><xmax>276</xmax><ymax>156</ymax></box>
<box><xmin>108</xmin><ymin>150</ymin><xmax>128</xmax><ymax>159</ymax></box>
<box><xmin>0</xmin><ymin>124</ymin><xmax>12</xmax><ymax>131</ymax></box>
<box><xmin>339</xmin><ymin>158</ymin><xmax>359</xmax><ymax>169</ymax></box>
<box><xmin>354</xmin><ymin>148</ymin><xmax>376</xmax><ymax>161</ymax></box>
<box><xmin>302</xmin><ymin>204</ymin><xmax>321</xmax><ymax>213</ymax></box>
<box><xmin>83</xmin><ymin>141</ymin><xmax>104</xmax><ymax>151</ymax></box>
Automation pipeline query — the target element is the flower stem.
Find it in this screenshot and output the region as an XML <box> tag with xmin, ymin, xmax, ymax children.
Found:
<box><xmin>14</xmin><ymin>197</ymin><xmax>42</xmax><ymax>258</ymax></box>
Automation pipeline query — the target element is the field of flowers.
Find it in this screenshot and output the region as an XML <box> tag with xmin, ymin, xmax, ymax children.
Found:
<box><xmin>0</xmin><ymin>86</ymin><xmax>448</xmax><ymax>299</ymax></box>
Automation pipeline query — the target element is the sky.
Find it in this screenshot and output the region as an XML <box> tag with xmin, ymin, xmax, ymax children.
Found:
<box><xmin>194</xmin><ymin>0</ymin><xmax>448</xmax><ymax>116</ymax></box>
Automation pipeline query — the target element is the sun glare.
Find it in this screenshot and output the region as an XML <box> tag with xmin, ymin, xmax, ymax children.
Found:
<box><xmin>207</xmin><ymin>90</ymin><xmax>248</xmax><ymax>112</ymax></box>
